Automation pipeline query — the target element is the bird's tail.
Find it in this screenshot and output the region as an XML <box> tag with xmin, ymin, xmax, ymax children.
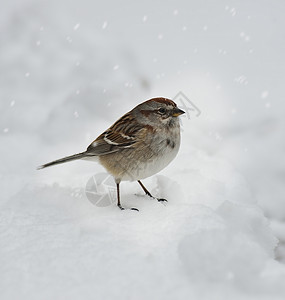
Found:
<box><xmin>37</xmin><ymin>152</ymin><xmax>88</xmax><ymax>170</ymax></box>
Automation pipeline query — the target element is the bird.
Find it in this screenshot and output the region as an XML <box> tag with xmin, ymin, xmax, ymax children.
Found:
<box><xmin>38</xmin><ymin>97</ymin><xmax>185</xmax><ymax>211</ymax></box>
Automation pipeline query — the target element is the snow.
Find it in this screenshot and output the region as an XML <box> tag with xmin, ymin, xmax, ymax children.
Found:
<box><xmin>1</xmin><ymin>0</ymin><xmax>285</xmax><ymax>299</ymax></box>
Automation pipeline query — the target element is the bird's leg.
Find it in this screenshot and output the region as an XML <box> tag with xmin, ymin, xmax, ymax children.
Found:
<box><xmin>137</xmin><ymin>180</ymin><xmax>167</xmax><ymax>202</ymax></box>
<box><xmin>137</xmin><ymin>180</ymin><xmax>152</xmax><ymax>197</ymax></box>
<box><xmin>116</xmin><ymin>183</ymin><xmax>124</xmax><ymax>210</ymax></box>
<box><xmin>116</xmin><ymin>182</ymin><xmax>139</xmax><ymax>211</ymax></box>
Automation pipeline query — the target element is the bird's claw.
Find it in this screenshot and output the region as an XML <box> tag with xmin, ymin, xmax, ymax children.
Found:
<box><xmin>118</xmin><ymin>204</ymin><xmax>139</xmax><ymax>212</ymax></box>
<box><xmin>157</xmin><ymin>198</ymin><xmax>168</xmax><ymax>202</ymax></box>
<box><xmin>131</xmin><ymin>207</ymin><xmax>139</xmax><ymax>211</ymax></box>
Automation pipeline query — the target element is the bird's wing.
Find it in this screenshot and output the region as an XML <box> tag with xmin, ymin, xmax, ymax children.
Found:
<box><xmin>85</xmin><ymin>112</ymin><xmax>146</xmax><ymax>156</ymax></box>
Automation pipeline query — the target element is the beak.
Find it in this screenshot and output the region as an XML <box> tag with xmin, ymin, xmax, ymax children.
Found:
<box><xmin>172</xmin><ymin>107</ymin><xmax>185</xmax><ymax>117</ymax></box>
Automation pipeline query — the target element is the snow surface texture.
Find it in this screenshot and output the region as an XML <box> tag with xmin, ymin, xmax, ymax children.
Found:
<box><xmin>1</xmin><ymin>0</ymin><xmax>285</xmax><ymax>299</ymax></box>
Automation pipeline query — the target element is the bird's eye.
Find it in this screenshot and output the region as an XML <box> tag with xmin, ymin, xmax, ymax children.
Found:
<box><xmin>158</xmin><ymin>108</ymin><xmax>166</xmax><ymax>114</ymax></box>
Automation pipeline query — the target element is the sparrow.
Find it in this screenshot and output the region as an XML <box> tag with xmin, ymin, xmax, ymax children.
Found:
<box><xmin>38</xmin><ymin>97</ymin><xmax>185</xmax><ymax>211</ymax></box>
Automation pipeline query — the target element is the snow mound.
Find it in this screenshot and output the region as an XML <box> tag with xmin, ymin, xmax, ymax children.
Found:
<box><xmin>2</xmin><ymin>148</ymin><xmax>285</xmax><ymax>300</ymax></box>
<box><xmin>179</xmin><ymin>201</ymin><xmax>276</xmax><ymax>284</ymax></box>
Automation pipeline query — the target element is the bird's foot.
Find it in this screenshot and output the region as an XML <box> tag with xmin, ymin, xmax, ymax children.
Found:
<box><xmin>118</xmin><ymin>204</ymin><xmax>139</xmax><ymax>212</ymax></box>
<box><xmin>157</xmin><ymin>198</ymin><xmax>168</xmax><ymax>203</ymax></box>
<box><xmin>147</xmin><ymin>194</ymin><xmax>168</xmax><ymax>203</ymax></box>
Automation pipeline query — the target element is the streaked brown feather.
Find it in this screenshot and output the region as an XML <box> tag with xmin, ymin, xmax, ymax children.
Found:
<box><xmin>86</xmin><ymin>112</ymin><xmax>147</xmax><ymax>156</ymax></box>
<box><xmin>145</xmin><ymin>97</ymin><xmax>176</xmax><ymax>107</ymax></box>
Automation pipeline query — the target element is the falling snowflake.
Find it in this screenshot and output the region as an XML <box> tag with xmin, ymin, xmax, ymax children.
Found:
<box><xmin>102</xmin><ymin>21</ymin><xmax>108</xmax><ymax>29</ymax></box>
<box><xmin>215</xmin><ymin>132</ymin><xmax>223</xmax><ymax>141</ymax></box>
<box><xmin>218</xmin><ymin>49</ymin><xmax>227</xmax><ymax>55</ymax></box>
<box><xmin>234</xmin><ymin>75</ymin><xmax>248</xmax><ymax>85</ymax></box>
<box><xmin>74</xmin><ymin>23</ymin><xmax>80</xmax><ymax>31</ymax></box>
<box><xmin>261</xmin><ymin>91</ymin><xmax>269</xmax><ymax>99</ymax></box>
<box><xmin>230</xmin><ymin>8</ymin><xmax>236</xmax><ymax>16</ymax></box>
<box><xmin>240</xmin><ymin>32</ymin><xmax>251</xmax><ymax>42</ymax></box>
